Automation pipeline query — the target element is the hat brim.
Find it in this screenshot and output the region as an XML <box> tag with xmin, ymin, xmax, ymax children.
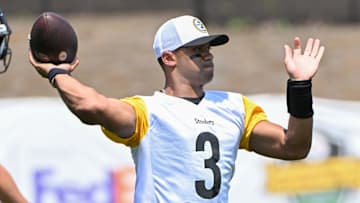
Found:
<box><xmin>183</xmin><ymin>34</ymin><xmax>229</xmax><ymax>47</ymax></box>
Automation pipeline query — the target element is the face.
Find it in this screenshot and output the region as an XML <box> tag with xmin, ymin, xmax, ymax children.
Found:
<box><xmin>174</xmin><ymin>43</ymin><xmax>214</xmax><ymax>86</ymax></box>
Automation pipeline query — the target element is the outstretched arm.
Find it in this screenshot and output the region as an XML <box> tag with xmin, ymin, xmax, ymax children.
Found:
<box><xmin>28</xmin><ymin>52</ymin><xmax>136</xmax><ymax>138</ymax></box>
<box><xmin>0</xmin><ymin>165</ymin><xmax>28</xmax><ymax>203</ymax></box>
<box><xmin>249</xmin><ymin>37</ymin><xmax>325</xmax><ymax>160</ymax></box>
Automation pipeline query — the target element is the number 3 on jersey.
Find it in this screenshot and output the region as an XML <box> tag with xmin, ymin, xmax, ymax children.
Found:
<box><xmin>195</xmin><ymin>132</ymin><xmax>221</xmax><ymax>199</ymax></box>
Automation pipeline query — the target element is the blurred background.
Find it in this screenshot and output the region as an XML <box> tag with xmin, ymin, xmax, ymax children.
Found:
<box><xmin>1</xmin><ymin>0</ymin><xmax>360</xmax><ymax>99</ymax></box>
<box><xmin>1</xmin><ymin>1</ymin><xmax>360</xmax><ymax>203</ymax></box>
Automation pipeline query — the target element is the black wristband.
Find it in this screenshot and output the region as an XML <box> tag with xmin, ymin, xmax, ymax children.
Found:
<box><xmin>287</xmin><ymin>79</ymin><xmax>313</xmax><ymax>118</ymax></box>
<box><xmin>47</xmin><ymin>68</ymin><xmax>71</xmax><ymax>87</ymax></box>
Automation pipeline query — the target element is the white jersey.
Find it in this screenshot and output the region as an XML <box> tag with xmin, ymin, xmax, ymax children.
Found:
<box><xmin>102</xmin><ymin>90</ymin><xmax>267</xmax><ymax>203</ymax></box>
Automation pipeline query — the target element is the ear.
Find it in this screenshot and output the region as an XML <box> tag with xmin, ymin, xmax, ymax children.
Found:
<box><xmin>161</xmin><ymin>51</ymin><xmax>177</xmax><ymax>67</ymax></box>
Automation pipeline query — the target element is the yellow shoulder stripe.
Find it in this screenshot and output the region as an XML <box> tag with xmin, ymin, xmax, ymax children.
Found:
<box><xmin>101</xmin><ymin>96</ymin><xmax>149</xmax><ymax>147</ymax></box>
<box><xmin>240</xmin><ymin>96</ymin><xmax>268</xmax><ymax>150</ymax></box>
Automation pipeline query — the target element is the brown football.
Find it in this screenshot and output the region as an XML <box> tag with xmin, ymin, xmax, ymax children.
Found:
<box><xmin>29</xmin><ymin>12</ymin><xmax>78</xmax><ymax>65</ymax></box>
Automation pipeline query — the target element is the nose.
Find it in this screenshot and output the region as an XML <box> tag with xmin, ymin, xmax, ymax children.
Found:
<box><xmin>202</xmin><ymin>51</ymin><xmax>213</xmax><ymax>60</ymax></box>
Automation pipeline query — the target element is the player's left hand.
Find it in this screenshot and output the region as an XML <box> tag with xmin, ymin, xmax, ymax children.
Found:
<box><xmin>284</xmin><ymin>37</ymin><xmax>325</xmax><ymax>80</ymax></box>
<box><xmin>28</xmin><ymin>50</ymin><xmax>79</xmax><ymax>78</ymax></box>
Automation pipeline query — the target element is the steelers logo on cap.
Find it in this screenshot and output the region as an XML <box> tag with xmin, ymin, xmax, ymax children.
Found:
<box><xmin>193</xmin><ymin>18</ymin><xmax>207</xmax><ymax>33</ymax></box>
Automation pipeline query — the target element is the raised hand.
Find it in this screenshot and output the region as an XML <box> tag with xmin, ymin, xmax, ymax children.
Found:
<box><xmin>29</xmin><ymin>50</ymin><xmax>79</xmax><ymax>78</ymax></box>
<box><xmin>284</xmin><ymin>37</ymin><xmax>325</xmax><ymax>80</ymax></box>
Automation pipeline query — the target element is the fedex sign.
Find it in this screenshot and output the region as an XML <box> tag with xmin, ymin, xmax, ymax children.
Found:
<box><xmin>32</xmin><ymin>166</ymin><xmax>135</xmax><ymax>203</ymax></box>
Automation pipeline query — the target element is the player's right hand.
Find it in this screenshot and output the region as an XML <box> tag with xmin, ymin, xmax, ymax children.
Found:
<box><xmin>28</xmin><ymin>50</ymin><xmax>79</xmax><ymax>78</ymax></box>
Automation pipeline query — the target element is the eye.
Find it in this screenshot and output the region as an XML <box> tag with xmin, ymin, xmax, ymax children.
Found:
<box><xmin>192</xmin><ymin>46</ymin><xmax>202</xmax><ymax>52</ymax></box>
<box><xmin>192</xmin><ymin>45</ymin><xmax>211</xmax><ymax>53</ymax></box>
<box><xmin>201</xmin><ymin>45</ymin><xmax>211</xmax><ymax>52</ymax></box>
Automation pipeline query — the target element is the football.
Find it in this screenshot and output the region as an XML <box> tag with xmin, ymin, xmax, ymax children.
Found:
<box><xmin>29</xmin><ymin>12</ymin><xmax>78</xmax><ymax>65</ymax></box>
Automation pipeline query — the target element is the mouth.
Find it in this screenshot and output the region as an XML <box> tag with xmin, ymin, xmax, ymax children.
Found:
<box><xmin>203</xmin><ymin>62</ymin><xmax>214</xmax><ymax>69</ymax></box>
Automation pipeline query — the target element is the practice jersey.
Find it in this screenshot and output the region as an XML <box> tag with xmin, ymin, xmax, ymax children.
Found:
<box><xmin>102</xmin><ymin>90</ymin><xmax>267</xmax><ymax>202</ymax></box>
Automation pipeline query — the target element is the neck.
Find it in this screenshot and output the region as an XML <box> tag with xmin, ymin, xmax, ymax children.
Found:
<box><xmin>159</xmin><ymin>88</ymin><xmax>205</xmax><ymax>104</ymax></box>
<box><xmin>161</xmin><ymin>85</ymin><xmax>204</xmax><ymax>98</ymax></box>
